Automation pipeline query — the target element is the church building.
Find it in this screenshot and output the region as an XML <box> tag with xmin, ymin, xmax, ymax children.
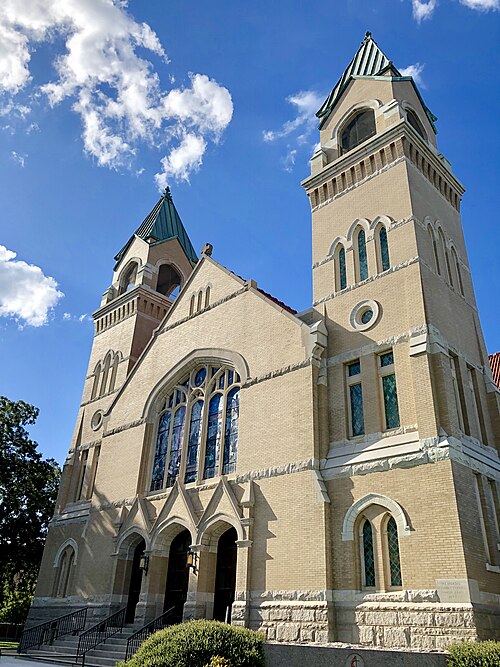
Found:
<box><xmin>29</xmin><ymin>34</ymin><xmax>500</xmax><ymax>651</ymax></box>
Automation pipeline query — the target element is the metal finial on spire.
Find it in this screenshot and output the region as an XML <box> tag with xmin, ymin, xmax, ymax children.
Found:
<box><xmin>363</xmin><ymin>31</ymin><xmax>372</xmax><ymax>43</ymax></box>
<box><xmin>163</xmin><ymin>186</ymin><xmax>172</xmax><ymax>201</ymax></box>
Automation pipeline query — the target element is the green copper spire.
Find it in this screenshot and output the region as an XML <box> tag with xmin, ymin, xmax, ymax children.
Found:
<box><xmin>114</xmin><ymin>188</ymin><xmax>198</xmax><ymax>268</ymax></box>
<box><xmin>316</xmin><ymin>32</ymin><xmax>436</xmax><ymax>131</ymax></box>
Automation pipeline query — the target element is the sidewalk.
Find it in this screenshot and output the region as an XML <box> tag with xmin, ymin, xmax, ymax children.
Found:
<box><xmin>1</xmin><ymin>656</ymin><xmax>66</xmax><ymax>667</ymax></box>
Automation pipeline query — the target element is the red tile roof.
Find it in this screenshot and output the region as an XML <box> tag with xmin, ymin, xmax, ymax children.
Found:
<box><xmin>256</xmin><ymin>287</ymin><xmax>298</xmax><ymax>315</ymax></box>
<box><xmin>490</xmin><ymin>352</ymin><xmax>500</xmax><ymax>389</ymax></box>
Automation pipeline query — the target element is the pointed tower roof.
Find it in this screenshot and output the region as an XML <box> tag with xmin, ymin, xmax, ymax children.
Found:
<box><xmin>316</xmin><ymin>32</ymin><xmax>436</xmax><ymax>130</ymax></box>
<box><xmin>114</xmin><ymin>188</ymin><xmax>198</xmax><ymax>268</ymax></box>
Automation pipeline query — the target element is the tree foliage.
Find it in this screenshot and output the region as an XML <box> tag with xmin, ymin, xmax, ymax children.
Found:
<box><xmin>0</xmin><ymin>396</ymin><xmax>60</xmax><ymax>621</ymax></box>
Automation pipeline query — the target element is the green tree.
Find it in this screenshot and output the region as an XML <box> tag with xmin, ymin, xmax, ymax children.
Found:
<box><xmin>0</xmin><ymin>396</ymin><xmax>60</xmax><ymax>622</ymax></box>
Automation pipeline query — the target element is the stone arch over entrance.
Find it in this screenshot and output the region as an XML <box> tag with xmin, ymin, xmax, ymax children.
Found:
<box><xmin>112</xmin><ymin>531</ymin><xmax>147</xmax><ymax>623</ymax></box>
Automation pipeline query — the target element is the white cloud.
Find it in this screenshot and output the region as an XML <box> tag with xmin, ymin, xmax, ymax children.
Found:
<box><xmin>263</xmin><ymin>90</ymin><xmax>323</xmax><ymax>143</ymax></box>
<box><xmin>399</xmin><ymin>63</ymin><xmax>426</xmax><ymax>87</ymax></box>
<box><xmin>281</xmin><ymin>149</ymin><xmax>297</xmax><ymax>173</ymax></box>
<box><xmin>0</xmin><ymin>0</ymin><xmax>233</xmax><ymax>187</ymax></box>
<box><xmin>460</xmin><ymin>0</ymin><xmax>499</xmax><ymax>9</ymax></box>
<box><xmin>0</xmin><ymin>245</ymin><xmax>63</xmax><ymax>327</ymax></box>
<box><xmin>155</xmin><ymin>133</ymin><xmax>206</xmax><ymax>189</ymax></box>
<box><xmin>412</xmin><ymin>0</ymin><xmax>437</xmax><ymax>21</ymax></box>
<box><xmin>11</xmin><ymin>150</ymin><xmax>26</xmax><ymax>167</ymax></box>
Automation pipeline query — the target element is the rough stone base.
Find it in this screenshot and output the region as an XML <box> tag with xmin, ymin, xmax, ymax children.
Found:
<box><xmin>335</xmin><ymin>601</ymin><xmax>480</xmax><ymax>649</ymax></box>
<box><xmin>238</xmin><ymin>601</ymin><xmax>331</xmax><ymax>644</ymax></box>
<box><xmin>263</xmin><ymin>642</ymin><xmax>447</xmax><ymax>667</ymax></box>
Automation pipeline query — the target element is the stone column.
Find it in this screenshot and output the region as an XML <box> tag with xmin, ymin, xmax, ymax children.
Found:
<box><xmin>184</xmin><ymin>545</ymin><xmax>214</xmax><ymax>620</ymax></box>
<box><xmin>135</xmin><ymin>552</ymin><xmax>168</xmax><ymax>624</ymax></box>
<box><xmin>232</xmin><ymin>540</ymin><xmax>253</xmax><ymax>628</ymax></box>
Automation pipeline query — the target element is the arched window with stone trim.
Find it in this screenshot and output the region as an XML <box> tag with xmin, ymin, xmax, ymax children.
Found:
<box><xmin>339</xmin><ymin>109</ymin><xmax>376</xmax><ymax>155</ymax></box>
<box><xmin>157</xmin><ymin>263</ymin><xmax>182</xmax><ymax>298</ymax></box>
<box><xmin>118</xmin><ymin>261</ymin><xmax>138</xmax><ymax>295</ymax></box>
<box><xmin>354</xmin><ymin>227</ymin><xmax>368</xmax><ymax>282</ymax></box>
<box><xmin>91</xmin><ymin>362</ymin><xmax>101</xmax><ymax>400</ymax></box>
<box><xmin>406</xmin><ymin>108</ymin><xmax>427</xmax><ymax>141</ymax></box>
<box><xmin>334</xmin><ymin>244</ymin><xmax>347</xmax><ymax>291</ymax></box>
<box><xmin>150</xmin><ymin>364</ymin><xmax>241</xmax><ymax>491</ymax></box>
<box><xmin>54</xmin><ymin>544</ymin><xmax>76</xmax><ymax>598</ymax></box>
<box><xmin>375</xmin><ymin>224</ymin><xmax>390</xmax><ymax>272</ymax></box>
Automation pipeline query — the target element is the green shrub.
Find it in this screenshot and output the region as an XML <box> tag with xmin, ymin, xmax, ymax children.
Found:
<box><xmin>118</xmin><ymin>620</ymin><xmax>265</xmax><ymax>667</ymax></box>
<box><xmin>447</xmin><ymin>641</ymin><xmax>500</xmax><ymax>667</ymax></box>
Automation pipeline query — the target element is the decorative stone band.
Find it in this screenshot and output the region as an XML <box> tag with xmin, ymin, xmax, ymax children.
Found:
<box><xmin>103</xmin><ymin>418</ymin><xmax>145</xmax><ymax>438</ymax></box>
<box><xmin>243</xmin><ymin>358</ymin><xmax>312</xmax><ymax>388</ymax></box>
<box><xmin>69</xmin><ymin>439</ymin><xmax>102</xmax><ymax>454</ymax></box>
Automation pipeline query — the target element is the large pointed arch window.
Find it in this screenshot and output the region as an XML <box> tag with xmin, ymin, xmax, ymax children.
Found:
<box><xmin>150</xmin><ymin>364</ymin><xmax>241</xmax><ymax>491</ymax></box>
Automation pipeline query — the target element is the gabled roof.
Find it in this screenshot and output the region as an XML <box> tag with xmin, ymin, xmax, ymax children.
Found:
<box><xmin>316</xmin><ymin>32</ymin><xmax>437</xmax><ymax>131</ymax></box>
<box><xmin>114</xmin><ymin>188</ymin><xmax>198</xmax><ymax>269</ymax></box>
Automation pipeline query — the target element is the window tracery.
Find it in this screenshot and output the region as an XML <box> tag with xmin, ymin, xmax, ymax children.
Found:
<box><xmin>91</xmin><ymin>350</ymin><xmax>121</xmax><ymax>399</ymax></box>
<box><xmin>150</xmin><ymin>364</ymin><xmax>241</xmax><ymax>491</ymax></box>
<box><xmin>54</xmin><ymin>545</ymin><xmax>76</xmax><ymax>598</ymax></box>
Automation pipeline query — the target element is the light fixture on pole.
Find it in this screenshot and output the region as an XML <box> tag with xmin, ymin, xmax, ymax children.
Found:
<box><xmin>186</xmin><ymin>548</ymin><xmax>198</xmax><ymax>573</ymax></box>
<box><xmin>139</xmin><ymin>553</ymin><xmax>149</xmax><ymax>575</ymax></box>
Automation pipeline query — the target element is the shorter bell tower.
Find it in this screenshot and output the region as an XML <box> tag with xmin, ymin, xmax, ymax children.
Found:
<box><xmin>56</xmin><ymin>189</ymin><xmax>197</xmax><ymax>510</ymax></box>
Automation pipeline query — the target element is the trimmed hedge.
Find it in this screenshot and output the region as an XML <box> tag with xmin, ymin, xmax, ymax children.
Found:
<box><xmin>447</xmin><ymin>641</ymin><xmax>500</xmax><ymax>667</ymax></box>
<box><xmin>206</xmin><ymin>658</ymin><xmax>232</xmax><ymax>667</ymax></box>
<box><xmin>117</xmin><ymin>620</ymin><xmax>265</xmax><ymax>667</ymax></box>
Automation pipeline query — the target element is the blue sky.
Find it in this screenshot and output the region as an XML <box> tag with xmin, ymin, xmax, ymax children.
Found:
<box><xmin>0</xmin><ymin>0</ymin><xmax>498</xmax><ymax>464</ymax></box>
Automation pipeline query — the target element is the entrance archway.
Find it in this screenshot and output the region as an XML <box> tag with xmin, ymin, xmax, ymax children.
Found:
<box><xmin>213</xmin><ymin>527</ymin><xmax>237</xmax><ymax>622</ymax></box>
<box><xmin>125</xmin><ymin>539</ymin><xmax>145</xmax><ymax>623</ymax></box>
<box><xmin>164</xmin><ymin>529</ymin><xmax>190</xmax><ymax>622</ymax></box>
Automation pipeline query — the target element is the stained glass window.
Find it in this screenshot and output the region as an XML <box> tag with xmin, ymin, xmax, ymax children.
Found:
<box><xmin>204</xmin><ymin>394</ymin><xmax>223</xmax><ymax>479</ymax></box>
<box><xmin>361</xmin><ymin>309</ymin><xmax>373</xmax><ymax>325</ymax></box>
<box><xmin>380</xmin><ymin>351</ymin><xmax>394</xmax><ymax>367</ymax></box>
<box><xmin>350</xmin><ymin>383</ymin><xmax>364</xmax><ymax>436</ymax></box>
<box><xmin>150</xmin><ymin>364</ymin><xmax>241</xmax><ymax>491</ymax></box>
<box><xmin>357</xmin><ymin>230</ymin><xmax>368</xmax><ymax>281</ymax></box>
<box><xmin>185</xmin><ymin>400</ymin><xmax>203</xmax><ymax>483</ymax></box>
<box><xmin>150</xmin><ymin>411</ymin><xmax>171</xmax><ymax>491</ymax></box>
<box><xmin>338</xmin><ymin>246</ymin><xmax>347</xmax><ymax>291</ymax></box>
<box><xmin>166</xmin><ymin>406</ymin><xmax>186</xmax><ymax>487</ymax></box>
<box><xmin>348</xmin><ymin>360</ymin><xmax>361</xmax><ymax>376</ymax></box>
<box><xmin>382</xmin><ymin>374</ymin><xmax>400</xmax><ymax>429</ymax></box>
<box><xmin>223</xmin><ymin>387</ymin><xmax>240</xmax><ymax>474</ymax></box>
<box><xmin>387</xmin><ymin>516</ymin><xmax>402</xmax><ymax>586</ymax></box>
<box><xmin>362</xmin><ymin>520</ymin><xmax>376</xmax><ymax>587</ymax></box>
<box><xmin>379</xmin><ymin>227</ymin><xmax>390</xmax><ymax>271</ymax></box>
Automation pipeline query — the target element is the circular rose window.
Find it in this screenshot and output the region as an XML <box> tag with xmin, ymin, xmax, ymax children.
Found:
<box><xmin>91</xmin><ymin>410</ymin><xmax>104</xmax><ymax>431</ymax></box>
<box><xmin>350</xmin><ymin>300</ymin><xmax>380</xmax><ymax>331</ymax></box>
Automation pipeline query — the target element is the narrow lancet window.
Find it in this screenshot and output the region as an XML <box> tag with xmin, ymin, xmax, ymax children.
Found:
<box><xmin>335</xmin><ymin>245</ymin><xmax>347</xmax><ymax>291</ymax></box>
<box><xmin>223</xmin><ymin>387</ymin><xmax>240</xmax><ymax>474</ymax></box>
<box><xmin>362</xmin><ymin>520</ymin><xmax>376</xmax><ymax>587</ymax></box>
<box><xmin>387</xmin><ymin>516</ymin><xmax>402</xmax><ymax>586</ymax></box>
<box><xmin>185</xmin><ymin>400</ymin><xmax>203</xmax><ymax>483</ymax></box>
<box><xmin>379</xmin><ymin>226</ymin><xmax>390</xmax><ymax>271</ymax></box>
<box><xmin>380</xmin><ymin>351</ymin><xmax>400</xmax><ymax>430</ymax></box>
<box><xmin>150</xmin><ymin>411</ymin><xmax>172</xmax><ymax>491</ymax></box>
<box><xmin>357</xmin><ymin>229</ymin><xmax>368</xmax><ymax>281</ymax></box>
<box><xmin>204</xmin><ymin>394</ymin><xmax>223</xmax><ymax>479</ymax></box>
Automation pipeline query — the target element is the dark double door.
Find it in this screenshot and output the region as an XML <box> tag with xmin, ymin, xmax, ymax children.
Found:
<box><xmin>164</xmin><ymin>530</ymin><xmax>191</xmax><ymax>623</ymax></box>
<box><xmin>213</xmin><ymin>527</ymin><xmax>237</xmax><ymax>622</ymax></box>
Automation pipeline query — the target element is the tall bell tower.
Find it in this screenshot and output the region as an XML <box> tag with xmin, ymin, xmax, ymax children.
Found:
<box><xmin>56</xmin><ymin>189</ymin><xmax>198</xmax><ymax>511</ymax></box>
<box><xmin>302</xmin><ymin>33</ymin><xmax>500</xmax><ymax>645</ymax></box>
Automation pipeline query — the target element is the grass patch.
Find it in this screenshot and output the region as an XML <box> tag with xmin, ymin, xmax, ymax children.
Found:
<box><xmin>0</xmin><ymin>641</ymin><xmax>19</xmax><ymax>649</ymax></box>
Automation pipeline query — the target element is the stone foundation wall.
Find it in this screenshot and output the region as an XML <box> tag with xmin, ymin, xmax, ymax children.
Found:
<box><xmin>335</xmin><ymin>602</ymin><xmax>480</xmax><ymax>649</ymax></box>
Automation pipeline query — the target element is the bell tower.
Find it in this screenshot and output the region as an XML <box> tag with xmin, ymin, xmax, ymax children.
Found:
<box><xmin>56</xmin><ymin>189</ymin><xmax>198</xmax><ymax>510</ymax></box>
<box><xmin>302</xmin><ymin>33</ymin><xmax>500</xmax><ymax>645</ymax></box>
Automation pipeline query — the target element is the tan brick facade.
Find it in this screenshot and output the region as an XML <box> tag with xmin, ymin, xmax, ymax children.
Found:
<box><xmin>30</xmin><ymin>36</ymin><xmax>500</xmax><ymax>649</ymax></box>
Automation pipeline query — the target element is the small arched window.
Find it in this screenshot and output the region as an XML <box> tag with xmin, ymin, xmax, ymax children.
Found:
<box><xmin>339</xmin><ymin>109</ymin><xmax>376</xmax><ymax>155</ymax></box>
<box><xmin>376</xmin><ymin>225</ymin><xmax>390</xmax><ymax>272</ymax></box>
<box><xmin>406</xmin><ymin>109</ymin><xmax>427</xmax><ymax>141</ymax></box>
<box><xmin>362</xmin><ymin>519</ymin><xmax>376</xmax><ymax>587</ymax></box>
<box><xmin>386</xmin><ymin>516</ymin><xmax>402</xmax><ymax>587</ymax></box>
<box><xmin>157</xmin><ymin>264</ymin><xmax>182</xmax><ymax>298</ymax></box>
<box><xmin>428</xmin><ymin>226</ymin><xmax>441</xmax><ymax>275</ymax></box>
<box><xmin>54</xmin><ymin>546</ymin><xmax>75</xmax><ymax>598</ymax></box>
<box><xmin>91</xmin><ymin>362</ymin><xmax>101</xmax><ymax>400</ymax></box>
<box><xmin>355</xmin><ymin>228</ymin><xmax>368</xmax><ymax>282</ymax></box>
<box><xmin>150</xmin><ymin>364</ymin><xmax>241</xmax><ymax>491</ymax></box>
<box><xmin>451</xmin><ymin>248</ymin><xmax>464</xmax><ymax>296</ymax></box>
<box><xmin>335</xmin><ymin>245</ymin><xmax>347</xmax><ymax>292</ymax></box>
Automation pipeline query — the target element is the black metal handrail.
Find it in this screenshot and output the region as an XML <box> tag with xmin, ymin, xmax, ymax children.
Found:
<box><xmin>125</xmin><ymin>606</ymin><xmax>176</xmax><ymax>661</ymax></box>
<box><xmin>76</xmin><ymin>607</ymin><xmax>126</xmax><ymax>667</ymax></box>
<box><xmin>18</xmin><ymin>608</ymin><xmax>88</xmax><ymax>653</ymax></box>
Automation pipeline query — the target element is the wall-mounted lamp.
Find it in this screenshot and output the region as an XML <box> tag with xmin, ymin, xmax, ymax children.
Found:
<box><xmin>186</xmin><ymin>549</ymin><xmax>198</xmax><ymax>574</ymax></box>
<box><xmin>139</xmin><ymin>554</ymin><xmax>149</xmax><ymax>575</ymax></box>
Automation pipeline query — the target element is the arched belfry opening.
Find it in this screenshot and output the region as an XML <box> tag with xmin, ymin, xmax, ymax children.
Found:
<box><xmin>157</xmin><ymin>264</ymin><xmax>182</xmax><ymax>298</ymax></box>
